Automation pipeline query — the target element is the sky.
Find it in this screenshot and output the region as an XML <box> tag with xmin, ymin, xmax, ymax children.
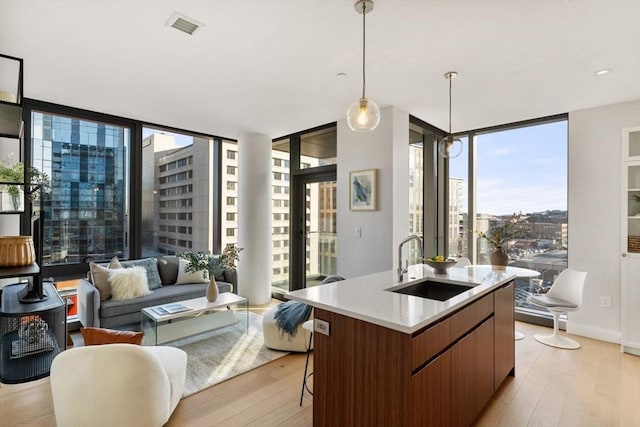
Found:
<box><xmin>449</xmin><ymin>120</ymin><xmax>568</xmax><ymax>216</ymax></box>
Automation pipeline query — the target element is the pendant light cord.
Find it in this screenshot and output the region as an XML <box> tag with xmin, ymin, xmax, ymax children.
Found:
<box><xmin>361</xmin><ymin>1</ymin><xmax>367</xmax><ymax>99</ymax></box>
<box><xmin>448</xmin><ymin>76</ymin><xmax>452</xmax><ymax>135</ymax></box>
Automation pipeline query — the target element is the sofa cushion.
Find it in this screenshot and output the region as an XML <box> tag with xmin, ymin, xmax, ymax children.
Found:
<box><xmin>99</xmin><ymin>283</ymin><xmax>208</xmax><ymax>319</ymax></box>
<box><xmin>109</xmin><ymin>266</ymin><xmax>152</xmax><ymax>301</ymax></box>
<box><xmin>89</xmin><ymin>257</ymin><xmax>122</xmax><ymax>301</ymax></box>
<box><xmin>121</xmin><ymin>258</ymin><xmax>163</xmax><ymax>290</ymax></box>
<box><xmin>157</xmin><ymin>255</ymin><xmax>179</xmax><ymax>286</ymax></box>
<box><xmin>81</xmin><ymin>327</ymin><xmax>143</xmax><ymax>345</ymax></box>
<box><xmin>176</xmin><ymin>258</ymin><xmax>208</xmax><ymax>284</ymax></box>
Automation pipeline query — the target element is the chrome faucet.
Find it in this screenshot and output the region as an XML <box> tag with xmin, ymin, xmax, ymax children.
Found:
<box><xmin>397</xmin><ymin>235</ymin><xmax>424</xmax><ymax>282</ymax></box>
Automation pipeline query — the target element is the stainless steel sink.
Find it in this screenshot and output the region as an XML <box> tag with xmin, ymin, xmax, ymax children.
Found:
<box><xmin>389</xmin><ymin>279</ymin><xmax>474</xmax><ymax>301</ymax></box>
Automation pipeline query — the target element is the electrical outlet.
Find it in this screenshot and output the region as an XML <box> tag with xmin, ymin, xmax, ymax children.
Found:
<box><xmin>314</xmin><ymin>319</ymin><xmax>330</xmax><ymax>336</ymax></box>
<box><xmin>600</xmin><ymin>296</ymin><xmax>611</xmax><ymax>308</ymax></box>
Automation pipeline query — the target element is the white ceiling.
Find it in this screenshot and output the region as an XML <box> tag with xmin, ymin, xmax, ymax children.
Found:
<box><xmin>1</xmin><ymin>0</ymin><xmax>639</xmax><ymax>140</ymax></box>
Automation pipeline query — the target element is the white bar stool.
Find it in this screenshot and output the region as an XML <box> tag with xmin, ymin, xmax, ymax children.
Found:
<box><xmin>299</xmin><ymin>319</ymin><xmax>314</xmax><ymax>405</ymax></box>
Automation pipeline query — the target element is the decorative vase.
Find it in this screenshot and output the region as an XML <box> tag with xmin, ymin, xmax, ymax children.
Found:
<box><xmin>490</xmin><ymin>247</ymin><xmax>509</xmax><ymax>271</ymax></box>
<box><xmin>206</xmin><ymin>278</ymin><xmax>219</xmax><ymax>302</ymax></box>
<box><xmin>0</xmin><ymin>236</ymin><xmax>36</xmax><ymax>267</ymax></box>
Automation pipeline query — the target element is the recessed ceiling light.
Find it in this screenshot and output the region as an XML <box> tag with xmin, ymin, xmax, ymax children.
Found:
<box><xmin>595</xmin><ymin>68</ymin><xmax>612</xmax><ymax>76</ymax></box>
<box><xmin>166</xmin><ymin>12</ymin><xmax>203</xmax><ymax>35</ymax></box>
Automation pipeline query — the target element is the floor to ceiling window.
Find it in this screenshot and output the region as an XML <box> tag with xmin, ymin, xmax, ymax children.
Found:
<box><xmin>220</xmin><ymin>140</ymin><xmax>239</xmax><ymax>253</ymax></box>
<box><xmin>30</xmin><ymin>110</ymin><xmax>130</xmax><ymax>265</ymax></box>
<box><xmin>475</xmin><ymin>119</ymin><xmax>568</xmax><ymax>319</ymax></box>
<box><xmin>141</xmin><ymin>127</ymin><xmax>235</xmax><ymax>257</ymax></box>
<box><xmin>409</xmin><ymin>118</ymin><xmax>445</xmax><ymax>259</ymax></box>
<box><xmin>446</xmin><ymin>137</ymin><xmax>469</xmax><ymax>258</ymax></box>
<box><xmin>447</xmin><ymin>116</ymin><xmax>568</xmax><ymax>322</ymax></box>
<box><xmin>271</xmin><ymin>139</ymin><xmax>292</xmax><ymax>292</ymax></box>
<box><xmin>409</xmin><ymin>128</ymin><xmax>425</xmax><ymax>264</ymax></box>
<box><xmin>272</xmin><ymin>124</ymin><xmax>337</xmax><ymax>295</ymax></box>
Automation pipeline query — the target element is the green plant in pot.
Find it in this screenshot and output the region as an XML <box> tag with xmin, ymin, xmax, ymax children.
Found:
<box><xmin>179</xmin><ymin>245</ymin><xmax>243</xmax><ymax>302</ymax></box>
<box><xmin>477</xmin><ymin>213</ymin><xmax>529</xmax><ymax>270</ymax></box>
<box><xmin>0</xmin><ymin>157</ymin><xmax>50</xmax><ymax>211</ymax></box>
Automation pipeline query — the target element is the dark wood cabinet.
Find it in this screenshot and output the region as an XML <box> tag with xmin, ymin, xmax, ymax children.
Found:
<box><xmin>313</xmin><ymin>280</ymin><xmax>514</xmax><ymax>427</ymax></box>
<box><xmin>412</xmin><ymin>351</ymin><xmax>451</xmax><ymax>426</ymax></box>
<box><xmin>494</xmin><ymin>282</ymin><xmax>515</xmax><ymax>389</ymax></box>
<box><xmin>451</xmin><ymin>317</ymin><xmax>495</xmax><ymax>426</ymax></box>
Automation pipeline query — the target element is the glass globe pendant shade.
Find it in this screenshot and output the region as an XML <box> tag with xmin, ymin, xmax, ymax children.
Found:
<box><xmin>347</xmin><ymin>97</ymin><xmax>381</xmax><ymax>132</ymax></box>
<box><xmin>438</xmin><ymin>135</ymin><xmax>463</xmax><ymax>159</ymax></box>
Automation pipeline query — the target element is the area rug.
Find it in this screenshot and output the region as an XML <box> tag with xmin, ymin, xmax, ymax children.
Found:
<box><xmin>172</xmin><ymin>311</ymin><xmax>288</xmax><ymax>397</ymax></box>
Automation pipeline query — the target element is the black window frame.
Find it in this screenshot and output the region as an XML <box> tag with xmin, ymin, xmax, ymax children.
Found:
<box><xmin>22</xmin><ymin>98</ymin><xmax>233</xmax><ymax>279</ymax></box>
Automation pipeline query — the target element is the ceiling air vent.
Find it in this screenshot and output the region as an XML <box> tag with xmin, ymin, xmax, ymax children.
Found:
<box><xmin>167</xmin><ymin>13</ymin><xmax>203</xmax><ymax>35</ymax></box>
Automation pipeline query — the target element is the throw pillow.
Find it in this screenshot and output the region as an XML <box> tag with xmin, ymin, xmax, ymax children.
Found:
<box><xmin>176</xmin><ymin>258</ymin><xmax>208</xmax><ymax>284</ymax></box>
<box><xmin>121</xmin><ymin>258</ymin><xmax>163</xmax><ymax>290</ymax></box>
<box><xmin>157</xmin><ymin>255</ymin><xmax>179</xmax><ymax>286</ymax></box>
<box><xmin>80</xmin><ymin>327</ymin><xmax>143</xmax><ymax>346</ymax></box>
<box><xmin>109</xmin><ymin>266</ymin><xmax>151</xmax><ymax>300</ymax></box>
<box><xmin>109</xmin><ymin>256</ymin><xmax>123</xmax><ymax>269</ymax></box>
<box><xmin>89</xmin><ymin>256</ymin><xmax>122</xmax><ymax>301</ymax></box>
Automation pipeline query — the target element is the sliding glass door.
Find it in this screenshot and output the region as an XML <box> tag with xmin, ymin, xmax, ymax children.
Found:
<box><xmin>304</xmin><ymin>179</ymin><xmax>337</xmax><ymax>287</ymax></box>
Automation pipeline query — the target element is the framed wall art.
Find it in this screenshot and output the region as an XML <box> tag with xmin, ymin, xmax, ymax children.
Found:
<box><xmin>349</xmin><ymin>169</ymin><xmax>377</xmax><ymax>211</ymax></box>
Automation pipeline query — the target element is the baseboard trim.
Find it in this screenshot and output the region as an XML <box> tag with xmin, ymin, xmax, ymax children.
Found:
<box><xmin>567</xmin><ymin>323</ymin><xmax>621</xmax><ymax>344</ymax></box>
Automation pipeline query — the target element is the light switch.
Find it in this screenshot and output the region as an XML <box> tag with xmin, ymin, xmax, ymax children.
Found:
<box><xmin>355</xmin><ymin>226</ymin><xmax>362</xmax><ymax>238</ymax></box>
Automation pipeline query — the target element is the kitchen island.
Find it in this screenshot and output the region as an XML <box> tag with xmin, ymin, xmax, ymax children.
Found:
<box><xmin>288</xmin><ymin>264</ymin><xmax>516</xmax><ymax>427</ymax></box>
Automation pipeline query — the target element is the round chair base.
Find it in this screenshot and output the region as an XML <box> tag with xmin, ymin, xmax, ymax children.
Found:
<box><xmin>534</xmin><ymin>333</ymin><xmax>581</xmax><ymax>349</ymax></box>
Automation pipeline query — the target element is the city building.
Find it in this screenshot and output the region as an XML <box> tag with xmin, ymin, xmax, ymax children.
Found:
<box><xmin>31</xmin><ymin>112</ymin><xmax>128</xmax><ymax>264</ymax></box>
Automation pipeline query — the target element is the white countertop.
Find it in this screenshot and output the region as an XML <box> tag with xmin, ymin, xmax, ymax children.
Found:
<box><xmin>287</xmin><ymin>264</ymin><xmax>516</xmax><ymax>334</ymax></box>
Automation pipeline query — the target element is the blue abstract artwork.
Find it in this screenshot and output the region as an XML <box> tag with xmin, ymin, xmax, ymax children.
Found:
<box><xmin>350</xmin><ymin>169</ymin><xmax>377</xmax><ymax>210</ymax></box>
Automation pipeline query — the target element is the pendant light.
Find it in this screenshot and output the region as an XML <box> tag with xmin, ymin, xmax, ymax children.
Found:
<box><xmin>438</xmin><ymin>71</ymin><xmax>463</xmax><ymax>158</ymax></box>
<box><xmin>347</xmin><ymin>0</ymin><xmax>380</xmax><ymax>132</ymax></box>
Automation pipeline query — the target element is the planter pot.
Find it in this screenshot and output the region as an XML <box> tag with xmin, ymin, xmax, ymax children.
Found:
<box><xmin>206</xmin><ymin>278</ymin><xmax>219</xmax><ymax>302</ymax></box>
<box><xmin>490</xmin><ymin>247</ymin><xmax>509</xmax><ymax>271</ymax></box>
<box><xmin>0</xmin><ymin>236</ymin><xmax>36</xmax><ymax>267</ymax></box>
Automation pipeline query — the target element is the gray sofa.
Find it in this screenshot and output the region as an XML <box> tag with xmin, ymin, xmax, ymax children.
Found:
<box><xmin>77</xmin><ymin>255</ymin><xmax>237</xmax><ymax>329</ymax></box>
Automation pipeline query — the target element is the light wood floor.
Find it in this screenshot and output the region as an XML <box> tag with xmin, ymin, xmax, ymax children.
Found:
<box><xmin>1</xmin><ymin>321</ymin><xmax>639</xmax><ymax>426</ymax></box>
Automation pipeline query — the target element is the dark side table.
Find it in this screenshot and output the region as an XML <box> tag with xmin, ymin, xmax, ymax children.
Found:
<box><xmin>0</xmin><ymin>282</ymin><xmax>67</xmax><ymax>383</ymax></box>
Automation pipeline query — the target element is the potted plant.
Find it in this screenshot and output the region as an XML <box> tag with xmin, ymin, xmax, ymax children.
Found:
<box><xmin>0</xmin><ymin>157</ymin><xmax>50</xmax><ymax>211</ymax></box>
<box><xmin>477</xmin><ymin>214</ymin><xmax>529</xmax><ymax>270</ymax></box>
<box><xmin>179</xmin><ymin>245</ymin><xmax>243</xmax><ymax>302</ymax></box>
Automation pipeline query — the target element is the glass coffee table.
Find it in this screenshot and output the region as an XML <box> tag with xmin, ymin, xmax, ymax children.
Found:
<box><xmin>141</xmin><ymin>292</ymin><xmax>248</xmax><ymax>345</ymax></box>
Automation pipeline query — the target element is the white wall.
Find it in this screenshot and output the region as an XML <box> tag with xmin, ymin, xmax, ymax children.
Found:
<box><xmin>568</xmin><ymin>100</ymin><xmax>640</xmax><ymax>343</ymax></box>
<box><xmin>337</xmin><ymin>106</ymin><xmax>410</xmax><ymax>278</ymax></box>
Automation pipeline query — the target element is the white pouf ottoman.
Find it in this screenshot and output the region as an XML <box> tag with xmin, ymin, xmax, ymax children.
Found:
<box><xmin>263</xmin><ymin>304</ymin><xmax>313</xmax><ymax>352</ymax></box>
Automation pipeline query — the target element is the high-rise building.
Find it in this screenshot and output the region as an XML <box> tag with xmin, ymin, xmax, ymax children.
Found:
<box><xmin>448</xmin><ymin>177</ymin><xmax>464</xmax><ymax>256</ymax></box>
<box><xmin>140</xmin><ymin>133</ymin><xmax>337</xmax><ymax>291</ymax></box>
<box><xmin>141</xmin><ymin>134</ymin><xmax>215</xmax><ymax>256</ymax></box>
<box><xmin>32</xmin><ymin>112</ymin><xmax>128</xmax><ymax>264</ymax></box>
